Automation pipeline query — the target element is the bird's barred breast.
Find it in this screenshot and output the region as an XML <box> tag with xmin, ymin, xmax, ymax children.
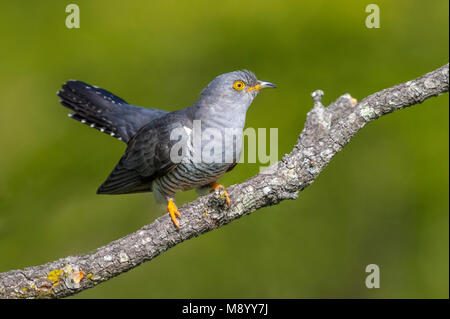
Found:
<box><xmin>153</xmin><ymin>161</ymin><xmax>230</xmax><ymax>198</ymax></box>
<box><xmin>152</xmin><ymin>128</ymin><xmax>233</xmax><ymax>198</ymax></box>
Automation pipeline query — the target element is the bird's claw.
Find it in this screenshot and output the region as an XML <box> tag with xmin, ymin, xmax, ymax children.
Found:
<box><xmin>211</xmin><ymin>182</ymin><xmax>231</xmax><ymax>208</ymax></box>
<box><xmin>167</xmin><ymin>199</ymin><xmax>181</xmax><ymax>229</ymax></box>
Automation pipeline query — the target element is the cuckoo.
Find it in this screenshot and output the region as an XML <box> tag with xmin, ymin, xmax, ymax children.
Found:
<box><xmin>58</xmin><ymin>70</ymin><xmax>276</xmax><ymax>228</ymax></box>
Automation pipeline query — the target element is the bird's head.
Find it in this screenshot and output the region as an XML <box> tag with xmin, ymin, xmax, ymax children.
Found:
<box><xmin>197</xmin><ymin>70</ymin><xmax>276</xmax><ymax>112</ymax></box>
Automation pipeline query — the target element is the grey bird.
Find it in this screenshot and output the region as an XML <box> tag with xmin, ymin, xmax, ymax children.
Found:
<box><xmin>58</xmin><ymin>70</ymin><xmax>276</xmax><ymax>228</ymax></box>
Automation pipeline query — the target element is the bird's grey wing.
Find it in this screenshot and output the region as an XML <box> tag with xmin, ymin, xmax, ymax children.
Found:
<box><xmin>58</xmin><ymin>80</ymin><xmax>168</xmax><ymax>143</ymax></box>
<box><xmin>97</xmin><ymin>113</ymin><xmax>190</xmax><ymax>195</ymax></box>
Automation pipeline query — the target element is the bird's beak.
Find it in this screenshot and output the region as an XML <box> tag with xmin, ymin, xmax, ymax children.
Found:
<box><xmin>258</xmin><ymin>81</ymin><xmax>277</xmax><ymax>89</ymax></box>
<box><xmin>247</xmin><ymin>80</ymin><xmax>277</xmax><ymax>92</ymax></box>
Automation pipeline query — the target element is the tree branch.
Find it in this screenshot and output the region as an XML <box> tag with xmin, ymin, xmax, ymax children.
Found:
<box><xmin>1</xmin><ymin>64</ymin><xmax>448</xmax><ymax>299</ymax></box>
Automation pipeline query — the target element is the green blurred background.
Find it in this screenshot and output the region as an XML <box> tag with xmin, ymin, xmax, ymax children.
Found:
<box><xmin>0</xmin><ymin>0</ymin><xmax>448</xmax><ymax>298</ymax></box>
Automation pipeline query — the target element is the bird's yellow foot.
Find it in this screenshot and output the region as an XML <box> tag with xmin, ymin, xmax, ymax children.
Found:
<box><xmin>167</xmin><ymin>199</ymin><xmax>181</xmax><ymax>229</ymax></box>
<box><xmin>210</xmin><ymin>182</ymin><xmax>231</xmax><ymax>208</ymax></box>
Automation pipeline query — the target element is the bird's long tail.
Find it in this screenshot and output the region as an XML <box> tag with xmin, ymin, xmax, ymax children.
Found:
<box><xmin>58</xmin><ymin>81</ymin><xmax>168</xmax><ymax>143</ymax></box>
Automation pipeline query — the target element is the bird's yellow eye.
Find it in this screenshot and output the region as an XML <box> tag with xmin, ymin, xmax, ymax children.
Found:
<box><xmin>233</xmin><ymin>80</ymin><xmax>246</xmax><ymax>91</ymax></box>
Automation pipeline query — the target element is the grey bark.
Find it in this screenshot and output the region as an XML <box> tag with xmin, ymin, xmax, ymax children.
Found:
<box><xmin>1</xmin><ymin>63</ymin><xmax>448</xmax><ymax>299</ymax></box>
